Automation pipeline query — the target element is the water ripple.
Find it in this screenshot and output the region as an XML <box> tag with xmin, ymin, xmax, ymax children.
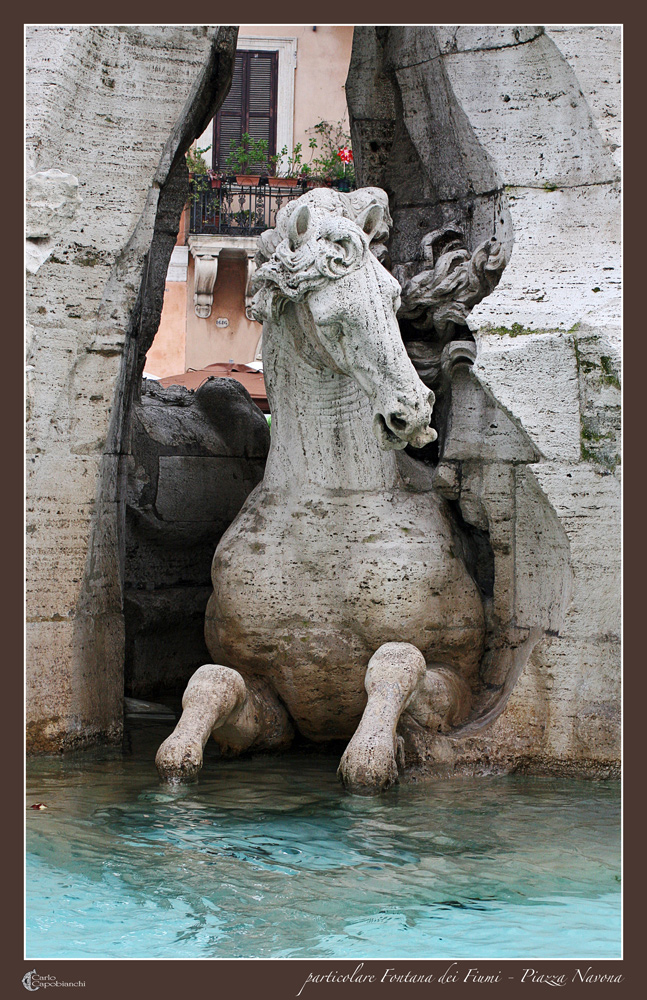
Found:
<box><xmin>26</xmin><ymin>720</ymin><xmax>621</xmax><ymax>959</ymax></box>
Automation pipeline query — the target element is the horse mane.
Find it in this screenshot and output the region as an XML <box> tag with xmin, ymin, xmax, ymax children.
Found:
<box><xmin>250</xmin><ymin>187</ymin><xmax>392</xmax><ymax>321</ymax></box>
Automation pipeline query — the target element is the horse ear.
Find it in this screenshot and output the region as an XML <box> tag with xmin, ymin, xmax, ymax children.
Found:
<box><xmin>288</xmin><ymin>203</ymin><xmax>314</xmax><ymax>250</ymax></box>
<box><xmin>356</xmin><ymin>204</ymin><xmax>384</xmax><ymax>241</ymax></box>
<box><xmin>318</xmin><ymin>219</ymin><xmax>366</xmax><ymax>275</ymax></box>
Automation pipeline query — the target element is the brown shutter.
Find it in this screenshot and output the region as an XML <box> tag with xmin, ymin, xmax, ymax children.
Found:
<box><xmin>214</xmin><ymin>53</ymin><xmax>246</xmax><ymax>171</ymax></box>
<box><xmin>214</xmin><ymin>50</ymin><xmax>278</xmax><ymax>171</ymax></box>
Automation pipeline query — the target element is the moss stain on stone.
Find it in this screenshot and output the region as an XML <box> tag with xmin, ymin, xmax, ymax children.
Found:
<box><xmin>75</xmin><ymin>249</ymin><xmax>108</xmax><ymax>267</ymax></box>
<box><xmin>600</xmin><ymin>356</ymin><xmax>621</xmax><ymax>389</ymax></box>
<box><xmin>479</xmin><ymin>322</ymin><xmax>570</xmax><ymax>338</ymax></box>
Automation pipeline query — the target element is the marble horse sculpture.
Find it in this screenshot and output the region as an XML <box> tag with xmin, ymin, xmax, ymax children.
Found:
<box><xmin>156</xmin><ymin>187</ymin><xmax>571</xmax><ymax>794</ymax></box>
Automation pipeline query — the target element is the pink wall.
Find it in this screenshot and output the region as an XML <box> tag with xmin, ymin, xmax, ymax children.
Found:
<box><xmin>185</xmin><ymin>256</ymin><xmax>262</xmax><ymax>369</ymax></box>
<box><xmin>146</xmin><ymin>26</ymin><xmax>354</xmax><ymax>377</ymax></box>
<box><xmin>145</xmin><ymin>281</ymin><xmax>187</xmax><ymax>378</ymax></box>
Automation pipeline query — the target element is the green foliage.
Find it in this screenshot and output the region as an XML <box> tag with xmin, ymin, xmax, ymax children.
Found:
<box><xmin>186</xmin><ymin>144</ymin><xmax>210</xmax><ymax>176</ymax></box>
<box><xmin>269</xmin><ymin>141</ymin><xmax>315</xmax><ymax>178</ymax></box>
<box><xmin>186</xmin><ymin>144</ymin><xmax>217</xmax><ymax>205</ymax></box>
<box><xmin>226</xmin><ymin>133</ymin><xmax>269</xmax><ymax>175</ymax></box>
<box><xmin>573</xmin><ymin>339</ymin><xmax>621</xmax><ymax>389</ymax></box>
<box><xmin>306</xmin><ymin>119</ymin><xmax>355</xmax><ymax>184</ymax></box>
<box><xmin>600</xmin><ymin>356</ymin><xmax>621</xmax><ymax>390</ymax></box>
<box><xmin>480</xmin><ymin>322</ymin><xmax>536</xmax><ymax>337</ymax></box>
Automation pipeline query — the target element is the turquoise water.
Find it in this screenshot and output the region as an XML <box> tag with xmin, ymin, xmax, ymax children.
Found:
<box><xmin>26</xmin><ymin>719</ymin><xmax>621</xmax><ymax>959</ymax></box>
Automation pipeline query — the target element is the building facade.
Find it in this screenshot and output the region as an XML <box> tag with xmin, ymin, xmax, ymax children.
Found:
<box><xmin>145</xmin><ymin>25</ymin><xmax>354</xmax><ymax>379</ymax></box>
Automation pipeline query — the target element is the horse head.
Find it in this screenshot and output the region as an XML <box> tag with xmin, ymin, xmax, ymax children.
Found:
<box><xmin>251</xmin><ymin>190</ymin><xmax>437</xmax><ymax>451</ymax></box>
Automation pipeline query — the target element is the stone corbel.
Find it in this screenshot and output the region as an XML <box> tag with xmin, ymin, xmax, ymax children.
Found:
<box><xmin>245</xmin><ymin>253</ymin><xmax>258</xmax><ymax>322</ymax></box>
<box><xmin>193</xmin><ymin>252</ymin><xmax>220</xmax><ymax>318</ymax></box>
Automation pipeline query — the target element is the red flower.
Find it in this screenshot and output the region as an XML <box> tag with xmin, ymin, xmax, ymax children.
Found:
<box><xmin>338</xmin><ymin>148</ymin><xmax>353</xmax><ymax>164</ymax></box>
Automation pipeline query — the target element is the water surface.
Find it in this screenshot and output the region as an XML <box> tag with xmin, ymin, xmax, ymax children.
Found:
<box><xmin>26</xmin><ymin>719</ymin><xmax>621</xmax><ymax>959</ymax></box>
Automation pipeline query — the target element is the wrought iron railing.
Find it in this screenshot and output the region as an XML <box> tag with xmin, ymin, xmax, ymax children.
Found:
<box><xmin>189</xmin><ymin>179</ymin><xmax>306</xmax><ymax>237</ymax></box>
<box><xmin>189</xmin><ymin>178</ymin><xmax>357</xmax><ymax>237</ymax></box>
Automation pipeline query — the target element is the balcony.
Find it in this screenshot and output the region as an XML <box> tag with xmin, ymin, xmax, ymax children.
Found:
<box><xmin>189</xmin><ymin>178</ymin><xmax>305</xmax><ymax>237</ymax></box>
<box><xmin>188</xmin><ymin>177</ymin><xmax>357</xmax><ymax>237</ymax></box>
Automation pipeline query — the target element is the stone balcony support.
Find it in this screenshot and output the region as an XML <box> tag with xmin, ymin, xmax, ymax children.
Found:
<box><xmin>193</xmin><ymin>253</ymin><xmax>219</xmax><ymax>318</ymax></box>
<box><xmin>188</xmin><ymin>235</ymin><xmax>260</xmax><ymax>321</ymax></box>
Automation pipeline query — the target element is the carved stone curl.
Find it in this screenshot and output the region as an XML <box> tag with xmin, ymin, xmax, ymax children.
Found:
<box><xmin>399</xmin><ymin>233</ymin><xmax>507</xmax><ymax>336</ymax></box>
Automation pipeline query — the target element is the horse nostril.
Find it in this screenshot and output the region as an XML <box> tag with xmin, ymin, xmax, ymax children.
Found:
<box><xmin>389</xmin><ymin>413</ymin><xmax>408</xmax><ymax>432</ymax></box>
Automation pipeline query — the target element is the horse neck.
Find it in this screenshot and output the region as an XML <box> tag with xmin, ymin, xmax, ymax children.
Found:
<box><xmin>261</xmin><ymin>311</ymin><xmax>399</xmax><ymax>493</ymax></box>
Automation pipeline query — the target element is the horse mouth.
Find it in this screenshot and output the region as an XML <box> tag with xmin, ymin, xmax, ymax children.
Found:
<box><xmin>373</xmin><ymin>413</ymin><xmax>437</xmax><ymax>451</ymax></box>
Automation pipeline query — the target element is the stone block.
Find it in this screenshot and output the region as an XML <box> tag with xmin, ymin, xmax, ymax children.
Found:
<box><xmin>470</xmin><ymin>185</ymin><xmax>621</xmax><ymax>332</ymax></box>
<box><xmin>475</xmin><ymin>333</ymin><xmax>581</xmax><ymax>462</ymax></box>
<box><xmin>156</xmin><ymin>456</ymin><xmax>261</xmax><ymax>524</ymax></box>
<box><xmin>443</xmin><ymin>367</ymin><xmax>541</xmax><ymax>463</ymax></box>
<box><xmin>545</xmin><ymin>25</ymin><xmax>621</xmax><ymax>169</ymax></box>
<box><xmin>441</xmin><ymin>30</ymin><xmax>616</xmax><ymax>189</ymax></box>
<box><xmin>531</xmin><ymin>463</ymin><xmax>620</xmax><ymax>640</ymax></box>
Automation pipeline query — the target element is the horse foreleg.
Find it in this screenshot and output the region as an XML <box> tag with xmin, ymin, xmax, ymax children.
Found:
<box><xmin>155</xmin><ymin>665</ymin><xmax>293</xmax><ymax>782</ymax></box>
<box><xmin>338</xmin><ymin>642</ymin><xmax>426</xmax><ymax>796</ymax></box>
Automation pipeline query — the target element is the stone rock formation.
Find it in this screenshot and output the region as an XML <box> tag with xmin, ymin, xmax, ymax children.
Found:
<box><xmin>26</xmin><ymin>25</ymin><xmax>238</xmax><ymax>751</ymax></box>
<box><xmin>125</xmin><ymin>377</ymin><xmax>269</xmax><ymax>698</ymax></box>
<box><xmin>347</xmin><ymin>25</ymin><xmax>621</xmax><ymax>776</ymax></box>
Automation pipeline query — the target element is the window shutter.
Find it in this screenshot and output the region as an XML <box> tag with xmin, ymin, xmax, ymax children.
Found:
<box><xmin>214</xmin><ymin>51</ymin><xmax>278</xmax><ymax>171</ymax></box>
<box><xmin>215</xmin><ymin>54</ymin><xmax>246</xmax><ymax>171</ymax></box>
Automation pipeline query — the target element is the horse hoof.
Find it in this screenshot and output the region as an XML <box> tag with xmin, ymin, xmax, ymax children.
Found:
<box><xmin>155</xmin><ymin>733</ymin><xmax>204</xmax><ymax>783</ymax></box>
<box><xmin>337</xmin><ymin>736</ymin><xmax>399</xmax><ymax>796</ymax></box>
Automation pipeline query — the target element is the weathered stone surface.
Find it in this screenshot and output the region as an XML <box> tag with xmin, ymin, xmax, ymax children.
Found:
<box><xmin>346</xmin><ymin>25</ymin><xmax>621</xmax><ymax>776</ymax></box>
<box><xmin>531</xmin><ymin>463</ymin><xmax>621</xmax><ymax>641</ymax></box>
<box><xmin>124</xmin><ymin>378</ymin><xmax>269</xmax><ymax>697</ymax></box>
<box><xmin>439</xmin><ymin>28</ymin><xmax>616</xmax><ymax>189</ymax></box>
<box><xmin>26</xmin><ymin>24</ymin><xmax>238</xmax><ymax>751</ymax></box>
<box><xmin>441</xmin><ymin>367</ymin><xmax>541</xmax><ymax>463</ymax></box>
<box><xmin>347</xmin><ymin>26</ymin><xmax>514</xmax><ymax>270</ymax></box>
<box><xmin>469</xmin><ymin>185</ymin><xmax>621</xmax><ymax>333</ymax></box>
<box><xmin>544</xmin><ymin>25</ymin><xmax>621</xmax><ymax>170</ymax></box>
<box><xmin>25</xmin><ymin>168</ymin><xmax>83</xmax><ymax>272</ymax></box>
<box><xmin>475</xmin><ymin>333</ymin><xmax>581</xmax><ymax>462</ymax></box>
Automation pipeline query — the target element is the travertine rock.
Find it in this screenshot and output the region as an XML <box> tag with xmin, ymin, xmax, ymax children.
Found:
<box><xmin>346</xmin><ymin>25</ymin><xmax>621</xmax><ymax>776</ymax></box>
<box><xmin>26</xmin><ymin>24</ymin><xmax>237</xmax><ymax>752</ymax></box>
<box><xmin>125</xmin><ymin>378</ymin><xmax>269</xmax><ymax>697</ymax></box>
<box><xmin>25</xmin><ymin>168</ymin><xmax>83</xmax><ymax>272</ymax></box>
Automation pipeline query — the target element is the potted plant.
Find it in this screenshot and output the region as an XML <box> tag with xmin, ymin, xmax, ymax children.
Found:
<box><xmin>268</xmin><ymin>139</ymin><xmax>317</xmax><ymax>187</ymax></box>
<box><xmin>225</xmin><ymin>133</ymin><xmax>269</xmax><ymax>186</ymax></box>
<box><xmin>208</xmin><ymin>167</ymin><xmax>223</xmax><ymax>189</ymax></box>
<box><xmin>306</xmin><ymin>120</ymin><xmax>356</xmax><ymax>190</ymax></box>
<box><xmin>186</xmin><ymin>144</ymin><xmax>213</xmax><ymax>198</ymax></box>
<box><xmin>333</xmin><ymin>147</ymin><xmax>354</xmax><ymax>191</ymax></box>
